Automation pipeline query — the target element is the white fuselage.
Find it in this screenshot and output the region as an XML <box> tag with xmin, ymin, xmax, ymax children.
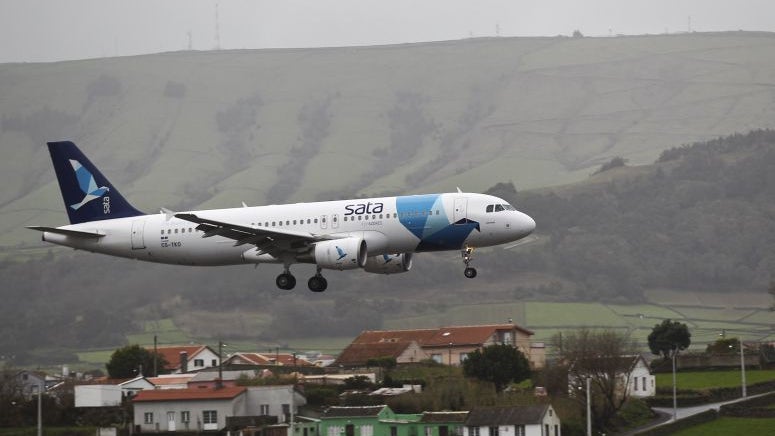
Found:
<box><xmin>40</xmin><ymin>192</ymin><xmax>535</xmax><ymax>266</ymax></box>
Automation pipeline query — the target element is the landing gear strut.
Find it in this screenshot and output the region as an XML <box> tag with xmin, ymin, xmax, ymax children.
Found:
<box><xmin>308</xmin><ymin>267</ymin><xmax>328</xmax><ymax>292</ymax></box>
<box><xmin>462</xmin><ymin>247</ymin><xmax>477</xmax><ymax>279</ymax></box>
<box><xmin>276</xmin><ymin>266</ymin><xmax>296</xmax><ymax>290</ymax></box>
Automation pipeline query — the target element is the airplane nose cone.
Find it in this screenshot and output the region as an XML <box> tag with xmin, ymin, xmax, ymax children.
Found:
<box><xmin>515</xmin><ymin>212</ymin><xmax>536</xmax><ymax>237</ymax></box>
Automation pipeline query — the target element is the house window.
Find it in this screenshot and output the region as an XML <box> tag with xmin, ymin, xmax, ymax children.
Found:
<box><xmin>544</xmin><ymin>424</ymin><xmax>549</xmax><ymax>436</ymax></box>
<box><xmin>194</xmin><ymin>359</ymin><xmax>204</xmax><ymax>367</ymax></box>
<box><xmin>282</xmin><ymin>404</ymin><xmax>290</xmax><ymax>416</ymax></box>
<box><xmin>515</xmin><ymin>426</ymin><xmax>525</xmax><ymax>436</ymax></box>
<box><xmin>203</xmin><ymin>410</ymin><xmax>217</xmax><ymax>424</ymax></box>
<box><xmin>468</xmin><ymin>427</ymin><xmax>480</xmax><ymax>436</ymax></box>
<box><xmin>431</xmin><ymin>354</ymin><xmax>443</xmax><ymax>364</ymax></box>
<box><xmin>425</xmin><ymin>427</ymin><xmax>433</xmax><ymax>436</ymax></box>
<box><xmin>554</xmin><ymin>424</ymin><xmax>559</xmax><ymax>436</ymax></box>
<box><xmin>361</xmin><ymin>425</ymin><xmax>374</xmax><ymax>436</ymax></box>
<box><xmin>260</xmin><ymin>404</ymin><xmax>270</xmax><ymax>415</ymax></box>
<box><xmin>634</xmin><ymin>377</ymin><xmax>638</xmax><ymax>391</ymax></box>
<box><xmin>489</xmin><ymin>427</ymin><xmax>499</xmax><ymax>436</ymax></box>
<box><xmin>390</xmin><ymin>427</ymin><xmax>398</xmax><ymax>436</ymax></box>
<box><xmin>144</xmin><ymin>412</ymin><xmax>153</xmax><ymax>424</ymax></box>
<box><xmin>181</xmin><ymin>411</ymin><xmax>190</xmax><ymax>423</ymax></box>
<box><xmin>211</xmin><ymin>359</ymin><xmax>217</xmax><ymax>366</ymax></box>
<box><xmin>643</xmin><ymin>376</ymin><xmax>647</xmax><ymax>391</ymax></box>
<box><xmin>459</xmin><ymin>353</ymin><xmax>469</xmax><ymax>363</ymax></box>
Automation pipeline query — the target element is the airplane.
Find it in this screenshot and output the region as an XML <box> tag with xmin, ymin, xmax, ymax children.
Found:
<box><xmin>28</xmin><ymin>141</ymin><xmax>536</xmax><ymax>292</ymax></box>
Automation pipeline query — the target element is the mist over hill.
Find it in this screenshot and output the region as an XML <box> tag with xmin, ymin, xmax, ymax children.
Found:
<box><xmin>3</xmin><ymin>33</ymin><xmax>775</xmax><ymax>364</ymax></box>
<box><xmin>4</xmin><ymin>32</ymin><xmax>775</xmax><ymax>249</ymax></box>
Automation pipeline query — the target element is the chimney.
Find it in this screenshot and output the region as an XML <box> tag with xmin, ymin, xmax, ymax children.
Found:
<box><xmin>180</xmin><ymin>351</ymin><xmax>188</xmax><ymax>373</ymax></box>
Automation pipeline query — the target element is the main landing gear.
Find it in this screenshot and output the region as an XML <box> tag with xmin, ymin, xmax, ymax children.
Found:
<box><xmin>462</xmin><ymin>246</ymin><xmax>477</xmax><ymax>279</ymax></box>
<box><xmin>276</xmin><ymin>266</ymin><xmax>328</xmax><ymax>292</ymax></box>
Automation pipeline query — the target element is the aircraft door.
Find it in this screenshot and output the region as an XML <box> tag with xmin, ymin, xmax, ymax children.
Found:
<box><xmin>320</xmin><ymin>215</ymin><xmax>328</xmax><ymax>230</ymax></box>
<box><xmin>453</xmin><ymin>197</ymin><xmax>468</xmax><ymax>223</ymax></box>
<box><xmin>332</xmin><ymin>213</ymin><xmax>339</xmax><ymax>229</ymax></box>
<box><xmin>131</xmin><ymin>219</ymin><xmax>146</xmax><ymax>249</ymax></box>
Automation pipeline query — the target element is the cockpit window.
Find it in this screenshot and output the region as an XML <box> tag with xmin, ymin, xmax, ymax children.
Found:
<box><xmin>494</xmin><ymin>204</ymin><xmax>504</xmax><ymax>212</ymax></box>
<box><xmin>486</xmin><ymin>205</ymin><xmax>494</xmax><ymax>213</ymax></box>
<box><xmin>504</xmin><ymin>204</ymin><xmax>516</xmax><ymax>211</ymax></box>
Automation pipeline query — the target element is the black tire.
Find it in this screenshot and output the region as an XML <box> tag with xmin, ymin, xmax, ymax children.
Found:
<box><xmin>464</xmin><ymin>267</ymin><xmax>477</xmax><ymax>279</ymax></box>
<box><xmin>276</xmin><ymin>273</ymin><xmax>296</xmax><ymax>290</ymax></box>
<box><xmin>308</xmin><ymin>276</ymin><xmax>328</xmax><ymax>292</ymax></box>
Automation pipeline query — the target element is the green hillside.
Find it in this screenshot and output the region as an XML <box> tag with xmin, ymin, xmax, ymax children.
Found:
<box><xmin>4</xmin><ymin>32</ymin><xmax>775</xmax><ymax>249</ymax></box>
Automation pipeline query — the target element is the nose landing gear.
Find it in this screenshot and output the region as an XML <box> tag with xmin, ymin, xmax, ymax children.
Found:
<box><xmin>462</xmin><ymin>247</ymin><xmax>477</xmax><ymax>278</ymax></box>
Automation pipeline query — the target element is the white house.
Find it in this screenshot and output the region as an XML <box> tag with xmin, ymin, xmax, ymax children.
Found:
<box><xmin>150</xmin><ymin>345</ymin><xmax>221</xmax><ymax>373</ymax></box>
<box><xmin>567</xmin><ymin>355</ymin><xmax>655</xmax><ymax>399</ymax></box>
<box><xmin>626</xmin><ymin>355</ymin><xmax>655</xmax><ymax>398</ymax></box>
<box><xmin>464</xmin><ymin>405</ymin><xmax>561</xmax><ymax>436</ymax></box>
<box><xmin>132</xmin><ymin>385</ymin><xmax>306</xmax><ymax>433</ymax></box>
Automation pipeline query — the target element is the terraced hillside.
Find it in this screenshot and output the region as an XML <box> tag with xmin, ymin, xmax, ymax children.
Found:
<box><xmin>4</xmin><ymin>32</ymin><xmax>775</xmax><ymax>249</ymax></box>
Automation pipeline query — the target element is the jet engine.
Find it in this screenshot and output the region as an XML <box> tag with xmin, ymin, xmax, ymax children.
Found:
<box><xmin>363</xmin><ymin>253</ymin><xmax>413</xmax><ymax>274</ymax></box>
<box><xmin>313</xmin><ymin>237</ymin><xmax>367</xmax><ymax>270</ymax></box>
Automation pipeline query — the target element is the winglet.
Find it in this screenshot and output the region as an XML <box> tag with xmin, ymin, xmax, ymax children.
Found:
<box><xmin>160</xmin><ymin>207</ymin><xmax>176</xmax><ymax>221</ymax></box>
<box><xmin>456</xmin><ymin>187</ymin><xmax>463</xmax><ymax>193</ymax></box>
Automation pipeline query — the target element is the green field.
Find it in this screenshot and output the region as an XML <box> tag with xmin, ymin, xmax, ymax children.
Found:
<box><xmin>672</xmin><ymin>417</ymin><xmax>775</xmax><ymax>436</ymax></box>
<box><xmin>655</xmin><ymin>369</ymin><xmax>775</xmax><ymax>390</ymax></box>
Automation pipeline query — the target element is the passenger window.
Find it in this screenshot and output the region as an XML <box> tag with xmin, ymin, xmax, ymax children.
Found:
<box><xmin>293</xmin><ymin>220</ymin><xmax>297</xmax><ymax>225</ymax></box>
<box><xmin>279</xmin><ymin>221</ymin><xmax>283</xmax><ymax>226</ymax></box>
<box><xmin>167</xmin><ymin>229</ymin><xmax>171</xmax><ymax>234</ymax></box>
<box><xmin>394</xmin><ymin>213</ymin><xmax>397</xmax><ymax>218</ymax></box>
<box><xmin>379</xmin><ymin>214</ymin><xmax>383</xmax><ymax>219</ymax></box>
<box><xmin>314</xmin><ymin>218</ymin><xmax>318</xmax><ymax>223</ymax></box>
<box><xmin>272</xmin><ymin>222</ymin><xmax>275</xmax><ymax>226</ymax></box>
<box><xmin>358</xmin><ymin>216</ymin><xmax>362</xmax><ymax>221</ymax></box>
<box><xmin>495</xmin><ymin>204</ymin><xmax>504</xmax><ymax>212</ymax></box>
<box><xmin>322</xmin><ymin>217</ymin><xmax>326</xmax><ymax>223</ymax></box>
<box><xmin>486</xmin><ymin>205</ymin><xmax>494</xmax><ymax>213</ymax></box>
<box><xmin>436</xmin><ymin>210</ymin><xmax>440</xmax><ymax>215</ymax></box>
<box><xmin>160</xmin><ymin>230</ymin><xmax>164</xmax><ymax>235</ymax></box>
<box><xmin>333</xmin><ymin>217</ymin><xmax>338</xmax><ymax>222</ymax></box>
<box><xmin>174</xmin><ymin>228</ymin><xmax>178</xmax><ymax>234</ymax></box>
<box><xmin>372</xmin><ymin>215</ymin><xmax>376</xmax><ymax>220</ymax></box>
<box><xmin>307</xmin><ymin>219</ymin><xmax>311</xmax><ymax>224</ymax></box>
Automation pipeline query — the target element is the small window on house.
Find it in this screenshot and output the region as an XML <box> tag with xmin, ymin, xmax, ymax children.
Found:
<box><xmin>282</xmin><ymin>404</ymin><xmax>290</xmax><ymax>416</ymax></box>
<box><xmin>194</xmin><ymin>359</ymin><xmax>204</xmax><ymax>367</ymax></box>
<box><xmin>489</xmin><ymin>427</ymin><xmax>498</xmax><ymax>436</ymax></box>
<box><xmin>390</xmin><ymin>427</ymin><xmax>398</xmax><ymax>436</ymax></box>
<box><xmin>181</xmin><ymin>411</ymin><xmax>190</xmax><ymax>423</ymax></box>
<box><xmin>211</xmin><ymin>359</ymin><xmax>217</xmax><ymax>366</ymax></box>
<box><xmin>144</xmin><ymin>412</ymin><xmax>154</xmax><ymax>424</ymax></box>
<box><xmin>203</xmin><ymin>410</ymin><xmax>217</xmax><ymax>424</ymax></box>
<box><xmin>260</xmin><ymin>404</ymin><xmax>270</xmax><ymax>415</ymax></box>
<box><xmin>468</xmin><ymin>427</ymin><xmax>480</xmax><ymax>436</ymax></box>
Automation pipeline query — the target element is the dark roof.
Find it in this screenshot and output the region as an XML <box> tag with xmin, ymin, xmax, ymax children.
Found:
<box><xmin>420</xmin><ymin>412</ymin><xmax>470</xmax><ymax>423</ymax></box>
<box><xmin>322</xmin><ymin>405</ymin><xmax>388</xmax><ymax>418</ymax></box>
<box><xmin>465</xmin><ymin>405</ymin><xmax>548</xmax><ymax>426</ymax></box>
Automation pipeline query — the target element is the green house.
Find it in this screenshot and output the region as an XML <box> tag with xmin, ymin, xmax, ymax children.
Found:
<box><xmin>320</xmin><ymin>406</ymin><xmax>466</xmax><ymax>436</ymax></box>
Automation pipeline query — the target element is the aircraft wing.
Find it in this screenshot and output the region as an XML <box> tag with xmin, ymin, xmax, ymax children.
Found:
<box><xmin>174</xmin><ymin>213</ymin><xmax>341</xmax><ymax>252</ymax></box>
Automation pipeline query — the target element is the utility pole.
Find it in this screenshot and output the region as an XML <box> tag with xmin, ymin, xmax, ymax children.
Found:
<box><xmin>672</xmin><ymin>349</ymin><xmax>678</xmax><ymax>421</ymax></box>
<box><xmin>740</xmin><ymin>336</ymin><xmax>747</xmax><ymax>398</ymax></box>
<box><xmin>586</xmin><ymin>377</ymin><xmax>591</xmax><ymax>436</ymax></box>
<box><xmin>217</xmin><ymin>340</ymin><xmax>225</xmax><ymax>389</ymax></box>
<box><xmin>153</xmin><ymin>335</ymin><xmax>158</xmax><ymax>377</ymax></box>
<box><xmin>37</xmin><ymin>384</ymin><xmax>42</xmax><ymax>436</ymax></box>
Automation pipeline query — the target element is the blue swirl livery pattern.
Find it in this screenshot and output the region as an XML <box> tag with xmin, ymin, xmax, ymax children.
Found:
<box><xmin>396</xmin><ymin>194</ymin><xmax>480</xmax><ymax>251</ymax></box>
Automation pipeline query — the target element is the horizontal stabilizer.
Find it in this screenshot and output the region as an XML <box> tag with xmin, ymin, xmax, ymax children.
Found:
<box><xmin>26</xmin><ymin>226</ymin><xmax>105</xmax><ymax>238</ymax></box>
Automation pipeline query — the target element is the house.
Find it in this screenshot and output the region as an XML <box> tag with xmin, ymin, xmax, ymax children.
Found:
<box><xmin>320</xmin><ymin>405</ymin><xmax>467</xmax><ymax>436</ymax></box>
<box><xmin>188</xmin><ymin>369</ymin><xmax>258</xmax><ymax>389</ymax></box>
<box><xmin>15</xmin><ymin>370</ymin><xmax>47</xmax><ymax>399</ymax></box>
<box><xmin>335</xmin><ymin>324</ymin><xmax>544</xmax><ymax>369</ymax></box>
<box><xmin>150</xmin><ymin>345</ymin><xmax>221</xmax><ymax>373</ymax></box>
<box><xmin>225</xmin><ymin>352</ymin><xmax>314</xmax><ymax>367</ymax></box>
<box><xmin>464</xmin><ymin>405</ymin><xmax>561</xmax><ymax>436</ymax></box>
<box><xmin>74</xmin><ymin>376</ymin><xmax>155</xmax><ymax>407</ymax></box>
<box><xmin>133</xmin><ymin>385</ymin><xmax>306</xmax><ymax>433</ymax></box>
<box><xmin>567</xmin><ymin>355</ymin><xmax>655</xmax><ymax>399</ymax></box>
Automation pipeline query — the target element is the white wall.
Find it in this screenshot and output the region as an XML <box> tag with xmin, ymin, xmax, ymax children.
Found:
<box><xmin>75</xmin><ymin>385</ymin><xmax>121</xmax><ymax>407</ymax></box>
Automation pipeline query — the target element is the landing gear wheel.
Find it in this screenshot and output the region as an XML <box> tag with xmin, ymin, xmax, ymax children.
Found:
<box><xmin>461</xmin><ymin>246</ymin><xmax>477</xmax><ymax>279</ymax></box>
<box><xmin>276</xmin><ymin>273</ymin><xmax>296</xmax><ymax>290</ymax></box>
<box><xmin>308</xmin><ymin>275</ymin><xmax>328</xmax><ymax>292</ymax></box>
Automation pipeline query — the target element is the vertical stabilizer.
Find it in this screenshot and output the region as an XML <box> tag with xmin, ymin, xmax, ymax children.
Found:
<box><xmin>47</xmin><ymin>141</ymin><xmax>143</xmax><ymax>224</ymax></box>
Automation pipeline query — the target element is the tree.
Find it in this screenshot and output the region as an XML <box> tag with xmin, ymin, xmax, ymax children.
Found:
<box><xmin>105</xmin><ymin>345</ymin><xmax>168</xmax><ymax>378</ymax></box>
<box><xmin>706</xmin><ymin>337</ymin><xmax>740</xmax><ymax>354</ymax></box>
<box><xmin>647</xmin><ymin>319</ymin><xmax>691</xmax><ymax>359</ymax></box>
<box><xmin>462</xmin><ymin>344</ymin><xmax>530</xmax><ymax>392</ymax></box>
<box><xmin>552</xmin><ymin>328</ymin><xmax>637</xmax><ymax>432</ymax></box>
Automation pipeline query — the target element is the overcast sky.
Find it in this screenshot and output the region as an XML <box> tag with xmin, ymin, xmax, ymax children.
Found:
<box><xmin>1</xmin><ymin>0</ymin><xmax>773</xmax><ymax>63</ymax></box>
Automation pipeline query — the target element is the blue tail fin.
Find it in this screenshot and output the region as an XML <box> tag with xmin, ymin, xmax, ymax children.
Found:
<box><xmin>47</xmin><ymin>141</ymin><xmax>144</xmax><ymax>224</ymax></box>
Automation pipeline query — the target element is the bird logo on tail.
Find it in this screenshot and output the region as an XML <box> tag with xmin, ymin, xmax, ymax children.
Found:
<box><xmin>69</xmin><ymin>159</ymin><xmax>109</xmax><ymax>210</ymax></box>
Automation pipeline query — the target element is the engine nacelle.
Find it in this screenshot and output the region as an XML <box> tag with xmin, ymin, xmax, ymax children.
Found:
<box><xmin>363</xmin><ymin>253</ymin><xmax>413</xmax><ymax>274</ymax></box>
<box><xmin>313</xmin><ymin>238</ymin><xmax>367</xmax><ymax>270</ymax></box>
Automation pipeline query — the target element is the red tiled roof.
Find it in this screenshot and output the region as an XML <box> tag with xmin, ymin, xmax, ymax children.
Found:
<box><xmin>423</xmin><ymin>324</ymin><xmax>533</xmax><ymax>347</ymax></box>
<box><xmin>133</xmin><ymin>386</ymin><xmax>246</xmax><ymax>402</ymax></box>
<box><xmin>147</xmin><ymin>345</ymin><xmax>209</xmax><ymax>370</ymax></box>
<box><xmin>334</xmin><ymin>342</ymin><xmax>415</xmax><ymax>366</ymax></box>
<box><xmin>227</xmin><ymin>352</ymin><xmax>314</xmax><ymax>367</ymax></box>
<box><xmin>352</xmin><ymin>329</ymin><xmax>438</xmax><ymax>345</ymax></box>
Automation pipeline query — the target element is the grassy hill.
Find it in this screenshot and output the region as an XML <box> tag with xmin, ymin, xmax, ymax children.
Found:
<box><xmin>4</xmin><ymin>32</ymin><xmax>775</xmax><ymax>249</ymax></box>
